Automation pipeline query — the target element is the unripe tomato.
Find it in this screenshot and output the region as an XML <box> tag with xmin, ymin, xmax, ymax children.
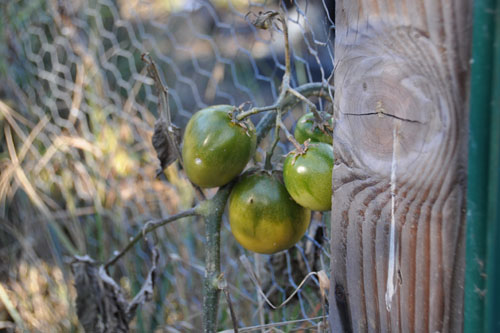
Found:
<box><xmin>294</xmin><ymin>112</ymin><xmax>333</xmax><ymax>144</ymax></box>
<box><xmin>228</xmin><ymin>171</ymin><xmax>311</xmax><ymax>254</ymax></box>
<box><xmin>182</xmin><ymin>105</ymin><xmax>256</xmax><ymax>188</ymax></box>
<box><xmin>283</xmin><ymin>143</ymin><xmax>333</xmax><ymax>211</ymax></box>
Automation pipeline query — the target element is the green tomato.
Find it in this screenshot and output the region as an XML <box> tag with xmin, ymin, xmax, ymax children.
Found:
<box><xmin>228</xmin><ymin>171</ymin><xmax>311</xmax><ymax>254</ymax></box>
<box><xmin>283</xmin><ymin>143</ymin><xmax>333</xmax><ymax>211</ymax></box>
<box><xmin>294</xmin><ymin>112</ymin><xmax>333</xmax><ymax>144</ymax></box>
<box><xmin>182</xmin><ymin>105</ymin><xmax>256</xmax><ymax>188</ymax></box>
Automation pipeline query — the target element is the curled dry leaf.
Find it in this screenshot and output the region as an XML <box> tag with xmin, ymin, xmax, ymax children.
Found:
<box><xmin>71</xmin><ymin>255</ymin><xmax>128</xmax><ymax>332</ymax></box>
<box><xmin>71</xmin><ymin>250</ymin><xmax>159</xmax><ymax>333</ymax></box>
<box><xmin>142</xmin><ymin>53</ymin><xmax>183</xmax><ymax>174</ymax></box>
<box><xmin>152</xmin><ymin>119</ymin><xmax>181</xmax><ymax>174</ymax></box>
<box><xmin>126</xmin><ymin>247</ymin><xmax>159</xmax><ymax>322</ymax></box>
<box><xmin>246</xmin><ymin>10</ymin><xmax>280</xmax><ymax>30</ymax></box>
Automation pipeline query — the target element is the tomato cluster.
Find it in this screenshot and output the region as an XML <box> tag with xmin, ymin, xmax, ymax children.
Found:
<box><xmin>181</xmin><ymin>106</ymin><xmax>333</xmax><ymax>254</ymax></box>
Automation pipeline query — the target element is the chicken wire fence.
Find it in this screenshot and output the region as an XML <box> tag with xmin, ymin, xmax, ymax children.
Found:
<box><xmin>1</xmin><ymin>0</ymin><xmax>334</xmax><ymax>331</ymax></box>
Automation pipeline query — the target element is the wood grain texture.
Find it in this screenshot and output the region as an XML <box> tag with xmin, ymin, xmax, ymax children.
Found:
<box><xmin>329</xmin><ymin>1</ymin><xmax>472</xmax><ymax>332</ymax></box>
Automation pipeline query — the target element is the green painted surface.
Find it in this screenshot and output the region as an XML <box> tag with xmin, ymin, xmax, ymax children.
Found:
<box><xmin>465</xmin><ymin>0</ymin><xmax>499</xmax><ymax>332</ymax></box>
<box><xmin>485</xmin><ymin>3</ymin><xmax>500</xmax><ymax>331</ymax></box>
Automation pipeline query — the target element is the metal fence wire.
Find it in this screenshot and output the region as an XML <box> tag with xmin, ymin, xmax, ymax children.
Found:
<box><xmin>1</xmin><ymin>0</ymin><xmax>335</xmax><ymax>331</ymax></box>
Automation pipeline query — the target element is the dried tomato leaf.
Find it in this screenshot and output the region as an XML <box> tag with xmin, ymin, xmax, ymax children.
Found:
<box><xmin>126</xmin><ymin>248</ymin><xmax>159</xmax><ymax>321</ymax></box>
<box><xmin>72</xmin><ymin>249</ymin><xmax>159</xmax><ymax>332</ymax></box>
<box><xmin>152</xmin><ymin>119</ymin><xmax>181</xmax><ymax>173</ymax></box>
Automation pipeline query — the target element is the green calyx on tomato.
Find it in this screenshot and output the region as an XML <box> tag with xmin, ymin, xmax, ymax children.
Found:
<box><xmin>283</xmin><ymin>142</ymin><xmax>333</xmax><ymax>211</ymax></box>
<box><xmin>294</xmin><ymin>112</ymin><xmax>333</xmax><ymax>144</ymax></box>
<box><xmin>228</xmin><ymin>171</ymin><xmax>311</xmax><ymax>254</ymax></box>
<box><xmin>182</xmin><ymin>105</ymin><xmax>256</xmax><ymax>188</ymax></box>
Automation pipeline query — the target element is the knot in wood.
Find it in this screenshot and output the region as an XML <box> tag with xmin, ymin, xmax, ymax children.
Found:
<box><xmin>335</xmin><ymin>26</ymin><xmax>453</xmax><ymax>178</ymax></box>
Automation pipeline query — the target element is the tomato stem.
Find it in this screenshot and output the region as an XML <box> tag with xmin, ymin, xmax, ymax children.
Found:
<box><xmin>277</xmin><ymin>12</ymin><xmax>291</xmax><ymax>83</ymax></box>
<box><xmin>236</xmin><ymin>9</ymin><xmax>332</xmax><ymax>122</ymax></box>
<box><xmin>202</xmin><ymin>183</ymin><xmax>234</xmax><ymax>333</ymax></box>
<box><xmin>288</xmin><ymin>87</ymin><xmax>323</xmax><ymax>124</ymax></box>
<box><xmin>104</xmin><ymin>208</ymin><xmax>198</xmax><ymax>269</ymax></box>
<box><xmin>264</xmin><ymin>111</ymin><xmax>281</xmax><ymax>170</ymax></box>
<box><xmin>236</xmin><ymin>83</ymin><xmax>331</xmax><ymax>121</ymax></box>
<box><xmin>277</xmin><ymin>117</ymin><xmax>303</xmax><ymax>152</ymax></box>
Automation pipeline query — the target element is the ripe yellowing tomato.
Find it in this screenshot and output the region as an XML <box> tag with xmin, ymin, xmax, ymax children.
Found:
<box><xmin>294</xmin><ymin>112</ymin><xmax>333</xmax><ymax>144</ymax></box>
<box><xmin>182</xmin><ymin>105</ymin><xmax>256</xmax><ymax>188</ymax></box>
<box><xmin>228</xmin><ymin>171</ymin><xmax>311</xmax><ymax>254</ymax></box>
<box><xmin>283</xmin><ymin>143</ymin><xmax>333</xmax><ymax>211</ymax></box>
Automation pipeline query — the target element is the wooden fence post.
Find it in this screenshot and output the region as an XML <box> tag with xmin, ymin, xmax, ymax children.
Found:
<box><xmin>329</xmin><ymin>1</ymin><xmax>473</xmax><ymax>332</ymax></box>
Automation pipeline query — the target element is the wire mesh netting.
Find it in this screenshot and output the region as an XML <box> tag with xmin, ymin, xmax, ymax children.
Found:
<box><xmin>1</xmin><ymin>0</ymin><xmax>334</xmax><ymax>331</ymax></box>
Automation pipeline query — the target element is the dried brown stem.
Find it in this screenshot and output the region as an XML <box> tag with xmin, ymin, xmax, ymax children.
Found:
<box><xmin>142</xmin><ymin>53</ymin><xmax>206</xmax><ymax>200</ymax></box>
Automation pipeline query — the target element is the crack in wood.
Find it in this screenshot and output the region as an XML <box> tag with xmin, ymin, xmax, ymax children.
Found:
<box><xmin>341</xmin><ymin>111</ymin><xmax>425</xmax><ymax>124</ymax></box>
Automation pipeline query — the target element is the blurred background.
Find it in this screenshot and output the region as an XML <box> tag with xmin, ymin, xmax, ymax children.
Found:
<box><xmin>0</xmin><ymin>0</ymin><xmax>334</xmax><ymax>331</ymax></box>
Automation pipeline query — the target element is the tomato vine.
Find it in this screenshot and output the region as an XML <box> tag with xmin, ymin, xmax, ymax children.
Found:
<box><xmin>101</xmin><ymin>9</ymin><xmax>334</xmax><ymax>333</ymax></box>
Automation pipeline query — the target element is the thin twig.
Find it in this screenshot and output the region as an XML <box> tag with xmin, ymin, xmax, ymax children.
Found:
<box><xmin>283</xmin><ymin>82</ymin><xmax>333</xmax><ymax>104</ymax></box>
<box><xmin>255</xmin><ymin>111</ymin><xmax>277</xmax><ymax>146</ymax></box>
<box><xmin>277</xmin><ymin>117</ymin><xmax>303</xmax><ymax>151</ymax></box>
<box><xmin>236</xmin><ymin>104</ymin><xmax>278</xmax><ymax>120</ymax></box>
<box><xmin>278</xmin><ymin>12</ymin><xmax>291</xmax><ymax>84</ymax></box>
<box><xmin>105</xmin><ymin>208</ymin><xmax>198</xmax><ymax>268</ymax></box>
<box><xmin>264</xmin><ymin>111</ymin><xmax>280</xmax><ymax>170</ymax></box>
<box><xmin>252</xmin><ymin>254</ymin><xmax>265</xmax><ymax>333</ymax></box>
<box><xmin>287</xmin><ymin>88</ymin><xmax>318</xmax><ymax>113</ymax></box>
<box><xmin>288</xmin><ymin>87</ymin><xmax>323</xmax><ymax>123</ymax></box>
<box><xmin>236</xmin><ymin>83</ymin><xmax>331</xmax><ymax>120</ymax></box>
<box><xmin>219</xmin><ymin>315</ymin><xmax>327</xmax><ymax>332</ymax></box>
<box><xmin>141</xmin><ymin>53</ymin><xmax>173</xmax><ymax>125</ymax></box>
<box><xmin>239</xmin><ymin>255</ymin><xmax>324</xmax><ymax>311</ymax></box>
<box><xmin>275</xmin><ymin>11</ymin><xmax>291</xmax><ymax>111</ymax></box>
<box><xmin>218</xmin><ymin>273</ymin><xmax>239</xmax><ymax>333</ymax></box>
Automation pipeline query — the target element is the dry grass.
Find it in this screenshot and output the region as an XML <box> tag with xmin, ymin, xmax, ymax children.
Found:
<box><xmin>0</xmin><ymin>261</ymin><xmax>79</xmax><ymax>331</ymax></box>
<box><xmin>0</xmin><ymin>96</ymin><xmax>199</xmax><ymax>330</ymax></box>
